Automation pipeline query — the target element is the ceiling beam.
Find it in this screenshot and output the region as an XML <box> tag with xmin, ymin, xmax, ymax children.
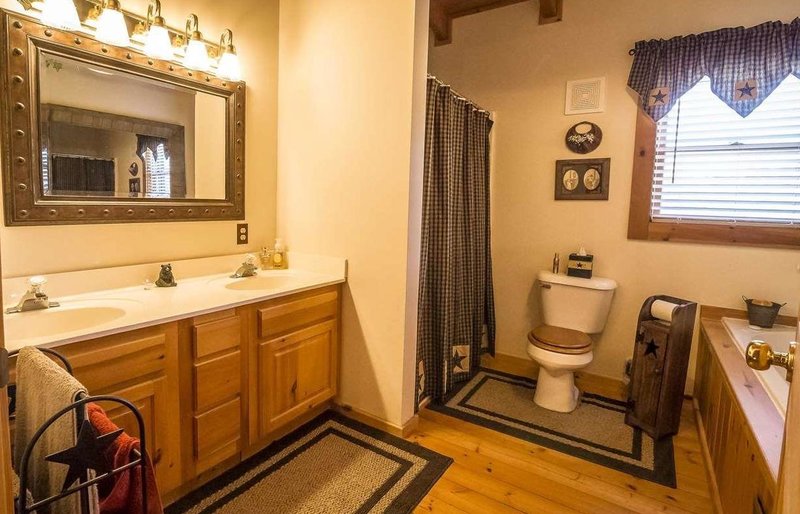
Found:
<box><xmin>538</xmin><ymin>0</ymin><xmax>563</xmax><ymax>24</ymax></box>
<box><xmin>430</xmin><ymin>0</ymin><xmax>563</xmax><ymax>46</ymax></box>
<box><xmin>430</xmin><ymin>0</ymin><xmax>529</xmax><ymax>46</ymax></box>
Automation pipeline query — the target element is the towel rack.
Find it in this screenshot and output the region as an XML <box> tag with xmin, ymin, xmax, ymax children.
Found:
<box><xmin>8</xmin><ymin>347</ymin><xmax>149</xmax><ymax>514</ymax></box>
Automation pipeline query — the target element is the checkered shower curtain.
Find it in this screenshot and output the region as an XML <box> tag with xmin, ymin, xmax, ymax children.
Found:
<box><xmin>415</xmin><ymin>76</ymin><xmax>495</xmax><ymax>411</ymax></box>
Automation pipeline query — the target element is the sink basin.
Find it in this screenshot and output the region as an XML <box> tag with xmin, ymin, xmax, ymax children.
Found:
<box><xmin>225</xmin><ymin>275</ymin><xmax>299</xmax><ymax>291</ymax></box>
<box><xmin>4</xmin><ymin>302</ymin><xmax>131</xmax><ymax>341</ymax></box>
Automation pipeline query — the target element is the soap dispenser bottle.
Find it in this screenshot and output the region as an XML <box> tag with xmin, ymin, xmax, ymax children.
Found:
<box><xmin>272</xmin><ymin>238</ymin><xmax>287</xmax><ymax>269</ymax></box>
<box><xmin>259</xmin><ymin>246</ymin><xmax>274</xmax><ymax>270</ymax></box>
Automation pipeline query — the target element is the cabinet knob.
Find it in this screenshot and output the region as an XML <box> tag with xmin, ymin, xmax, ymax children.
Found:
<box><xmin>291</xmin><ymin>380</ymin><xmax>297</xmax><ymax>394</ymax></box>
<box><xmin>746</xmin><ymin>340</ymin><xmax>795</xmax><ymax>382</ymax></box>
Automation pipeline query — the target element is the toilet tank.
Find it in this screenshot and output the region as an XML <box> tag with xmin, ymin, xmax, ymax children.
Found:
<box><xmin>538</xmin><ymin>270</ymin><xmax>617</xmax><ymax>334</ymax></box>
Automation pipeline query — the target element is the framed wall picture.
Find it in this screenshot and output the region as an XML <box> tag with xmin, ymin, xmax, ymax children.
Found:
<box><xmin>555</xmin><ymin>158</ymin><xmax>610</xmax><ymax>200</ymax></box>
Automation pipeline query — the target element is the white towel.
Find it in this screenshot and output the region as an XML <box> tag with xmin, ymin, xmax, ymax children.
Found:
<box><xmin>13</xmin><ymin>347</ymin><xmax>98</xmax><ymax>514</ymax></box>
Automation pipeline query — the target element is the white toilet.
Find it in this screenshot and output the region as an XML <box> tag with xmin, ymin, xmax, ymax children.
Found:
<box><xmin>526</xmin><ymin>270</ymin><xmax>617</xmax><ymax>413</ymax></box>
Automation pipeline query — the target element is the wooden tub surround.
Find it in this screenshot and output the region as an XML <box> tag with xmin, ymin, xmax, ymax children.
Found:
<box><xmin>694</xmin><ymin>306</ymin><xmax>790</xmax><ymax>514</ymax></box>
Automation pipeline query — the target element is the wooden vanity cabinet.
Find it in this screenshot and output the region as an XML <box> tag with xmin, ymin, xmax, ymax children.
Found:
<box><xmin>57</xmin><ymin>324</ymin><xmax>183</xmax><ymax>495</ymax></box>
<box><xmin>9</xmin><ymin>283</ymin><xmax>341</xmax><ymax>503</ymax></box>
<box><xmin>250</xmin><ymin>286</ymin><xmax>340</xmax><ymax>442</ymax></box>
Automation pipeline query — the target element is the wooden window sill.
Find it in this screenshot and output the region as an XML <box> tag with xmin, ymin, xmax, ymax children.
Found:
<box><xmin>630</xmin><ymin>221</ymin><xmax>800</xmax><ymax>249</ymax></box>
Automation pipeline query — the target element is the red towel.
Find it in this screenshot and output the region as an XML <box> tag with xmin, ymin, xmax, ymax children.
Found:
<box><xmin>87</xmin><ymin>403</ymin><xmax>164</xmax><ymax>514</ymax></box>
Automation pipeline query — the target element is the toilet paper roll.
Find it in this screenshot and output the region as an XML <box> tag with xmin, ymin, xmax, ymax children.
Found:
<box><xmin>651</xmin><ymin>299</ymin><xmax>680</xmax><ymax>322</ymax></box>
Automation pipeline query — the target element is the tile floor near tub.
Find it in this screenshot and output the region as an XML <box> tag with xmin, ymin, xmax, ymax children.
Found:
<box><xmin>410</xmin><ymin>391</ymin><xmax>714</xmax><ymax>513</ymax></box>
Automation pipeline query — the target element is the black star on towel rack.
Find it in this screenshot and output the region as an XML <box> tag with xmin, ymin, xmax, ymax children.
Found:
<box><xmin>644</xmin><ymin>338</ymin><xmax>660</xmax><ymax>358</ymax></box>
<box><xmin>45</xmin><ymin>419</ymin><xmax>123</xmax><ymax>492</ymax></box>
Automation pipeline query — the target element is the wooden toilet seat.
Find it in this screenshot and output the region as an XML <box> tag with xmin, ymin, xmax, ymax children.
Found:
<box><xmin>528</xmin><ymin>325</ymin><xmax>592</xmax><ymax>355</ymax></box>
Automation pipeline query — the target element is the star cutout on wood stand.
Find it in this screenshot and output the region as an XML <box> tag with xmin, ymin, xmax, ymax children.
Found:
<box><xmin>45</xmin><ymin>419</ymin><xmax>123</xmax><ymax>492</ymax></box>
<box><xmin>644</xmin><ymin>338</ymin><xmax>660</xmax><ymax>358</ymax></box>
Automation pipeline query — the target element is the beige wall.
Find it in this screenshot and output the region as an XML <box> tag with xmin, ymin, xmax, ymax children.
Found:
<box><xmin>0</xmin><ymin>0</ymin><xmax>278</xmax><ymax>278</ymax></box>
<box><xmin>429</xmin><ymin>0</ymin><xmax>800</xmax><ymax>386</ymax></box>
<box><xmin>277</xmin><ymin>0</ymin><xmax>425</xmax><ymax>426</ymax></box>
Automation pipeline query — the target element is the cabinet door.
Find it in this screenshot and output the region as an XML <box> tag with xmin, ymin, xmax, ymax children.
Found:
<box><xmin>258</xmin><ymin>320</ymin><xmax>337</xmax><ymax>435</ymax></box>
<box><xmin>627</xmin><ymin>323</ymin><xmax>669</xmax><ymax>432</ymax></box>
<box><xmin>61</xmin><ymin>324</ymin><xmax>182</xmax><ymax>494</ymax></box>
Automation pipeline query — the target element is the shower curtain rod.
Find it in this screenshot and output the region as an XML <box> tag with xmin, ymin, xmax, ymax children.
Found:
<box><xmin>427</xmin><ymin>74</ymin><xmax>491</xmax><ymax>115</ymax></box>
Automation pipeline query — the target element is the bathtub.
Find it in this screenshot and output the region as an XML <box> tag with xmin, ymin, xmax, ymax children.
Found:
<box><xmin>722</xmin><ymin>317</ymin><xmax>796</xmax><ymax>417</ymax></box>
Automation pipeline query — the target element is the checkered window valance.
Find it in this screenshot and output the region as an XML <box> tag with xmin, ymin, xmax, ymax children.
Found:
<box><xmin>628</xmin><ymin>18</ymin><xmax>800</xmax><ymax>121</ymax></box>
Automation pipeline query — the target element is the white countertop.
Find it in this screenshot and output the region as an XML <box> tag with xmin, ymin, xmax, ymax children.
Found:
<box><xmin>2</xmin><ymin>253</ymin><xmax>346</xmax><ymax>352</ymax></box>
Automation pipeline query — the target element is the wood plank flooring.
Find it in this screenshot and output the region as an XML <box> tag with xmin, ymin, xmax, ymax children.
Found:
<box><xmin>408</xmin><ymin>396</ymin><xmax>714</xmax><ymax>514</ymax></box>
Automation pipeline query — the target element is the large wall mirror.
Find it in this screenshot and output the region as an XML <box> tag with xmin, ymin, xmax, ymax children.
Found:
<box><xmin>1</xmin><ymin>9</ymin><xmax>245</xmax><ymax>225</ymax></box>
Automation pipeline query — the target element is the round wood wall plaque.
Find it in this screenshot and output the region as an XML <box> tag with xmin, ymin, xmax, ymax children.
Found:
<box><xmin>565</xmin><ymin>122</ymin><xmax>602</xmax><ymax>154</ymax></box>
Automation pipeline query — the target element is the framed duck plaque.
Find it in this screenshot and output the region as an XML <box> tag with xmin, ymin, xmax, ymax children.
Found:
<box><xmin>555</xmin><ymin>158</ymin><xmax>610</xmax><ymax>200</ymax></box>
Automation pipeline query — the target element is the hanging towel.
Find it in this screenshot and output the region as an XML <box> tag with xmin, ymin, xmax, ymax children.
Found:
<box><xmin>12</xmin><ymin>469</ymin><xmax>37</xmax><ymax>513</ymax></box>
<box><xmin>13</xmin><ymin>346</ymin><xmax>99</xmax><ymax>514</ymax></box>
<box><xmin>87</xmin><ymin>403</ymin><xmax>163</xmax><ymax>514</ymax></box>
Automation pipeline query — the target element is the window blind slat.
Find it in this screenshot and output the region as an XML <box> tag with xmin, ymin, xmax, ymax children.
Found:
<box><xmin>652</xmin><ymin>76</ymin><xmax>800</xmax><ymax>225</ymax></box>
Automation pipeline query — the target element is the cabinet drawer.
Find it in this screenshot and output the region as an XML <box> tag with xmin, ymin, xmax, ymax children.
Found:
<box><xmin>194</xmin><ymin>397</ymin><xmax>241</xmax><ymax>461</ymax></box>
<box><xmin>63</xmin><ymin>326</ymin><xmax>170</xmax><ymax>393</ymax></box>
<box><xmin>194</xmin><ymin>351</ymin><xmax>241</xmax><ymax>412</ymax></box>
<box><xmin>193</xmin><ymin>316</ymin><xmax>241</xmax><ymax>359</ymax></box>
<box><xmin>258</xmin><ymin>289</ymin><xmax>337</xmax><ymax>340</ymax></box>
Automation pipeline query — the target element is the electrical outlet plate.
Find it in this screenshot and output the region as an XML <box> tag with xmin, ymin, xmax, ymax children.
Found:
<box><xmin>236</xmin><ymin>223</ymin><xmax>248</xmax><ymax>245</ymax></box>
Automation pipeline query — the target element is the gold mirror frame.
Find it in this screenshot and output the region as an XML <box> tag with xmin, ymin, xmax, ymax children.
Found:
<box><xmin>0</xmin><ymin>9</ymin><xmax>246</xmax><ymax>225</ymax></box>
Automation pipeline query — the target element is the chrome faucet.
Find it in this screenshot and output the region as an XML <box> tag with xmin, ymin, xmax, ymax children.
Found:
<box><xmin>231</xmin><ymin>255</ymin><xmax>258</xmax><ymax>278</ymax></box>
<box><xmin>5</xmin><ymin>276</ymin><xmax>60</xmax><ymax>314</ymax></box>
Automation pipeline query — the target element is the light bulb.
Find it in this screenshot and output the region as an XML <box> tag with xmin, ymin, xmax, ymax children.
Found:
<box><xmin>95</xmin><ymin>6</ymin><xmax>130</xmax><ymax>47</ymax></box>
<box><xmin>216</xmin><ymin>29</ymin><xmax>242</xmax><ymax>81</ymax></box>
<box><xmin>184</xmin><ymin>38</ymin><xmax>209</xmax><ymax>71</ymax></box>
<box><xmin>144</xmin><ymin>24</ymin><xmax>172</xmax><ymax>60</ymax></box>
<box><xmin>39</xmin><ymin>0</ymin><xmax>80</xmax><ymax>31</ymax></box>
<box><xmin>217</xmin><ymin>51</ymin><xmax>241</xmax><ymax>81</ymax></box>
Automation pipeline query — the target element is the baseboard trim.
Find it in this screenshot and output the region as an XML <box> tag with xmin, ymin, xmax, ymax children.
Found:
<box><xmin>692</xmin><ymin>398</ymin><xmax>724</xmax><ymax>514</ymax></box>
<box><xmin>333</xmin><ymin>403</ymin><xmax>419</xmax><ymax>438</ymax></box>
<box><xmin>482</xmin><ymin>352</ymin><xmax>628</xmax><ymax>401</ymax></box>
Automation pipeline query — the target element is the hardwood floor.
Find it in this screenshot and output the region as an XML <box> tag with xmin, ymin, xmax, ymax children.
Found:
<box><xmin>408</xmin><ymin>399</ymin><xmax>715</xmax><ymax>514</ymax></box>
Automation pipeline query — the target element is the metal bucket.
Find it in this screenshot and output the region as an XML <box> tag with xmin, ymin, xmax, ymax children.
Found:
<box><xmin>742</xmin><ymin>296</ymin><xmax>786</xmax><ymax>328</ymax></box>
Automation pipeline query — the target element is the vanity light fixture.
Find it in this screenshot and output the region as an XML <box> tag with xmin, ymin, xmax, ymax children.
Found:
<box><xmin>183</xmin><ymin>14</ymin><xmax>209</xmax><ymax>71</ymax></box>
<box><xmin>94</xmin><ymin>0</ymin><xmax>131</xmax><ymax>47</ymax></box>
<box><xmin>216</xmin><ymin>29</ymin><xmax>241</xmax><ymax>81</ymax></box>
<box><xmin>143</xmin><ymin>0</ymin><xmax>172</xmax><ymax>60</ymax></box>
<box><xmin>38</xmin><ymin>0</ymin><xmax>81</xmax><ymax>30</ymax></box>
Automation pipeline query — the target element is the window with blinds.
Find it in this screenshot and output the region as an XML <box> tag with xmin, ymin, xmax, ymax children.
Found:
<box><xmin>143</xmin><ymin>143</ymin><xmax>171</xmax><ymax>198</ymax></box>
<box><xmin>653</xmin><ymin>75</ymin><xmax>800</xmax><ymax>225</ymax></box>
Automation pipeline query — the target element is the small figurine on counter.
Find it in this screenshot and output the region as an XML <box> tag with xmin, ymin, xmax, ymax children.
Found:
<box><xmin>155</xmin><ymin>264</ymin><xmax>177</xmax><ymax>287</ymax></box>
